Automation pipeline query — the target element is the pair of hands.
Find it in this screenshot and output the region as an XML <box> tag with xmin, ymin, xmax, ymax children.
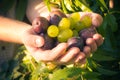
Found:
<box><xmin>22</xmin><ymin>10</ymin><xmax>103</xmax><ymax>65</ymax></box>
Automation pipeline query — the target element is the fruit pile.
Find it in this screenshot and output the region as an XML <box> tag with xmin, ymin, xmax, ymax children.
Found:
<box><xmin>32</xmin><ymin>10</ymin><xmax>97</xmax><ymax>51</ymax></box>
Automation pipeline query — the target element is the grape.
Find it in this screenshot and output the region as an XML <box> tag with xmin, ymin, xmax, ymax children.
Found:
<box><xmin>70</xmin><ymin>12</ymin><xmax>80</xmax><ymax>23</ymax></box>
<box><xmin>58</xmin><ymin>18</ymin><xmax>70</xmax><ymax>30</ymax></box>
<box><xmin>80</xmin><ymin>16</ymin><xmax>92</xmax><ymax>28</ymax></box>
<box><xmin>32</xmin><ymin>17</ymin><xmax>49</xmax><ymax>33</ymax></box>
<box><xmin>50</xmin><ymin>14</ymin><xmax>62</xmax><ymax>26</ymax></box>
<box><xmin>69</xmin><ymin>12</ymin><xmax>80</xmax><ymax>29</ymax></box>
<box><xmin>67</xmin><ymin>37</ymin><xmax>84</xmax><ymax>51</ymax></box>
<box><xmin>41</xmin><ymin>33</ymin><xmax>55</xmax><ymax>50</ymax></box>
<box><xmin>47</xmin><ymin>25</ymin><xmax>59</xmax><ymax>37</ymax></box>
<box><xmin>79</xmin><ymin>27</ymin><xmax>97</xmax><ymax>40</ymax></box>
<box><xmin>72</xmin><ymin>30</ymin><xmax>79</xmax><ymax>37</ymax></box>
<box><xmin>49</xmin><ymin>10</ymin><xmax>67</xmax><ymax>26</ymax></box>
<box><xmin>57</xmin><ymin>29</ymin><xmax>73</xmax><ymax>42</ymax></box>
<box><xmin>74</xmin><ymin>21</ymin><xmax>86</xmax><ymax>31</ymax></box>
<box><xmin>32</xmin><ymin>11</ymin><xmax>98</xmax><ymax>52</ymax></box>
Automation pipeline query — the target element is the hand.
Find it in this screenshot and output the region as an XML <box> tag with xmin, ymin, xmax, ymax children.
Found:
<box><xmin>78</xmin><ymin>12</ymin><xmax>104</xmax><ymax>57</ymax></box>
<box><xmin>22</xmin><ymin>22</ymin><xmax>86</xmax><ymax>65</ymax></box>
<box><xmin>22</xmin><ymin>11</ymin><xmax>103</xmax><ymax>65</ymax></box>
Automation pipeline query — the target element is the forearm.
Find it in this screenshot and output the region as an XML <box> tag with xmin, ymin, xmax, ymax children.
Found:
<box><xmin>0</xmin><ymin>16</ymin><xmax>32</xmax><ymax>44</ymax></box>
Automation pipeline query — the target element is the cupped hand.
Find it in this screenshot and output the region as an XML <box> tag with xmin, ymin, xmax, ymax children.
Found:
<box><xmin>78</xmin><ymin>12</ymin><xmax>104</xmax><ymax>57</ymax></box>
<box><xmin>22</xmin><ymin>20</ymin><xmax>86</xmax><ymax>65</ymax></box>
<box><xmin>22</xmin><ymin>10</ymin><xmax>104</xmax><ymax>65</ymax></box>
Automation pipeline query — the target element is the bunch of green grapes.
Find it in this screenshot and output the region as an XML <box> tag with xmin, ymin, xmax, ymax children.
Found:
<box><xmin>47</xmin><ymin>12</ymin><xmax>96</xmax><ymax>51</ymax></box>
<box><xmin>47</xmin><ymin>17</ymin><xmax>73</xmax><ymax>42</ymax></box>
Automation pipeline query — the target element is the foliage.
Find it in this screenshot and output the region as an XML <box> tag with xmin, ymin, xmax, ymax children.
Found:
<box><xmin>0</xmin><ymin>0</ymin><xmax>120</xmax><ymax>80</ymax></box>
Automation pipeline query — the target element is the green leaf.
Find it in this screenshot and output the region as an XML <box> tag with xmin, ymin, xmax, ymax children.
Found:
<box><xmin>92</xmin><ymin>53</ymin><xmax>115</xmax><ymax>61</ymax></box>
<box><xmin>63</xmin><ymin>0</ymin><xmax>75</xmax><ymax>12</ymax></box>
<box><xmin>94</xmin><ymin>46</ymin><xmax>119</xmax><ymax>58</ymax></box>
<box><xmin>15</xmin><ymin>0</ymin><xmax>28</xmax><ymax>20</ymax></box>
<box><xmin>96</xmin><ymin>67</ymin><xmax>118</xmax><ymax>76</ymax></box>
<box><xmin>106</xmin><ymin>14</ymin><xmax>118</xmax><ymax>32</ymax></box>
<box><xmin>60</xmin><ymin>0</ymin><xmax>69</xmax><ymax>13</ymax></box>
<box><xmin>74</xmin><ymin>0</ymin><xmax>92</xmax><ymax>12</ymax></box>
<box><xmin>99</xmin><ymin>14</ymin><xmax>118</xmax><ymax>51</ymax></box>
<box><xmin>98</xmin><ymin>0</ymin><xmax>108</xmax><ymax>10</ymax></box>
<box><xmin>50</xmin><ymin>67</ymin><xmax>84</xmax><ymax>80</ymax></box>
<box><xmin>43</xmin><ymin>0</ymin><xmax>51</xmax><ymax>11</ymax></box>
<box><xmin>31</xmin><ymin>62</ymin><xmax>49</xmax><ymax>80</ymax></box>
<box><xmin>82</xmin><ymin>71</ymin><xmax>101</xmax><ymax>79</ymax></box>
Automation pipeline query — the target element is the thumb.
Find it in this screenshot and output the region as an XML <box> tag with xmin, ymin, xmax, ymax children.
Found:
<box><xmin>23</xmin><ymin>34</ymin><xmax>45</xmax><ymax>47</ymax></box>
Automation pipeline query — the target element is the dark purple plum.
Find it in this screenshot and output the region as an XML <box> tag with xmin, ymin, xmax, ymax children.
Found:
<box><xmin>50</xmin><ymin>14</ymin><xmax>62</xmax><ymax>26</ymax></box>
<box><xmin>32</xmin><ymin>17</ymin><xmax>49</xmax><ymax>34</ymax></box>
<box><xmin>67</xmin><ymin>37</ymin><xmax>85</xmax><ymax>51</ymax></box>
<box><xmin>79</xmin><ymin>27</ymin><xmax>97</xmax><ymax>40</ymax></box>
<box><xmin>41</xmin><ymin>33</ymin><xmax>56</xmax><ymax>50</ymax></box>
<box><xmin>49</xmin><ymin>10</ymin><xmax>67</xmax><ymax>26</ymax></box>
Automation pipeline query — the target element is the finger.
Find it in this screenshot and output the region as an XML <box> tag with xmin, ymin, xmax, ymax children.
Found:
<box><xmin>83</xmin><ymin>46</ymin><xmax>91</xmax><ymax>57</ymax></box>
<box><xmin>78</xmin><ymin>12</ymin><xmax>103</xmax><ymax>27</ymax></box>
<box><xmin>44</xmin><ymin>43</ymin><xmax>68</xmax><ymax>61</ymax></box>
<box><xmin>75</xmin><ymin>52</ymin><xmax>86</xmax><ymax>63</ymax></box>
<box><xmin>93</xmin><ymin>33</ymin><xmax>104</xmax><ymax>46</ymax></box>
<box><xmin>91</xmin><ymin>13</ymin><xmax>103</xmax><ymax>27</ymax></box>
<box><xmin>57</xmin><ymin>47</ymin><xmax>80</xmax><ymax>64</ymax></box>
<box><xmin>23</xmin><ymin>34</ymin><xmax>45</xmax><ymax>48</ymax></box>
<box><xmin>86</xmin><ymin>38</ymin><xmax>97</xmax><ymax>52</ymax></box>
<box><xmin>31</xmin><ymin>43</ymin><xmax>68</xmax><ymax>62</ymax></box>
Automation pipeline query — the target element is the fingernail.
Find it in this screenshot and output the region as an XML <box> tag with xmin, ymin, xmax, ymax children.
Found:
<box><xmin>35</xmin><ymin>39</ymin><xmax>42</xmax><ymax>47</ymax></box>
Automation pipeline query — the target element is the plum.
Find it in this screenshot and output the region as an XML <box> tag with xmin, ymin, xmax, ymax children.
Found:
<box><xmin>67</xmin><ymin>37</ymin><xmax>85</xmax><ymax>51</ymax></box>
<box><xmin>32</xmin><ymin>17</ymin><xmax>49</xmax><ymax>34</ymax></box>
<box><xmin>79</xmin><ymin>27</ymin><xmax>97</xmax><ymax>40</ymax></box>
<box><xmin>49</xmin><ymin>10</ymin><xmax>67</xmax><ymax>26</ymax></box>
<box><xmin>41</xmin><ymin>33</ymin><xmax>56</xmax><ymax>50</ymax></box>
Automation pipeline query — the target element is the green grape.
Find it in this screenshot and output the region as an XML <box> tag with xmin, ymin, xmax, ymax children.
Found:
<box><xmin>58</xmin><ymin>18</ymin><xmax>70</xmax><ymax>30</ymax></box>
<box><xmin>72</xmin><ymin>29</ymin><xmax>79</xmax><ymax>37</ymax></box>
<box><xmin>69</xmin><ymin>18</ymin><xmax>75</xmax><ymax>29</ymax></box>
<box><xmin>80</xmin><ymin>16</ymin><xmax>92</xmax><ymax>28</ymax></box>
<box><xmin>69</xmin><ymin>12</ymin><xmax>80</xmax><ymax>29</ymax></box>
<box><xmin>74</xmin><ymin>21</ymin><xmax>86</xmax><ymax>31</ymax></box>
<box><xmin>47</xmin><ymin>25</ymin><xmax>59</xmax><ymax>37</ymax></box>
<box><xmin>70</xmin><ymin>12</ymin><xmax>80</xmax><ymax>23</ymax></box>
<box><xmin>57</xmin><ymin>29</ymin><xmax>73</xmax><ymax>42</ymax></box>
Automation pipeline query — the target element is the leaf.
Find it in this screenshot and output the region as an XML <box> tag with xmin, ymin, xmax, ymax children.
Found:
<box><xmin>15</xmin><ymin>0</ymin><xmax>28</xmax><ymax>20</ymax></box>
<box><xmin>43</xmin><ymin>0</ymin><xmax>51</xmax><ymax>11</ymax></box>
<box><xmin>98</xmin><ymin>0</ymin><xmax>108</xmax><ymax>10</ymax></box>
<box><xmin>96</xmin><ymin>67</ymin><xmax>118</xmax><ymax>76</ymax></box>
<box><xmin>60</xmin><ymin>0</ymin><xmax>69</xmax><ymax>13</ymax></box>
<box><xmin>74</xmin><ymin>0</ymin><xmax>92</xmax><ymax>12</ymax></box>
<box><xmin>82</xmin><ymin>71</ymin><xmax>101</xmax><ymax>79</ymax></box>
<box><xmin>94</xmin><ymin>47</ymin><xmax>120</xmax><ymax>59</ymax></box>
<box><xmin>50</xmin><ymin>67</ymin><xmax>84</xmax><ymax>80</ymax></box>
<box><xmin>31</xmin><ymin>62</ymin><xmax>49</xmax><ymax>80</ymax></box>
<box><xmin>63</xmin><ymin>0</ymin><xmax>75</xmax><ymax>12</ymax></box>
<box><xmin>92</xmin><ymin>50</ymin><xmax>116</xmax><ymax>61</ymax></box>
<box><xmin>106</xmin><ymin>14</ymin><xmax>118</xmax><ymax>32</ymax></box>
<box><xmin>98</xmin><ymin>14</ymin><xmax>118</xmax><ymax>51</ymax></box>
